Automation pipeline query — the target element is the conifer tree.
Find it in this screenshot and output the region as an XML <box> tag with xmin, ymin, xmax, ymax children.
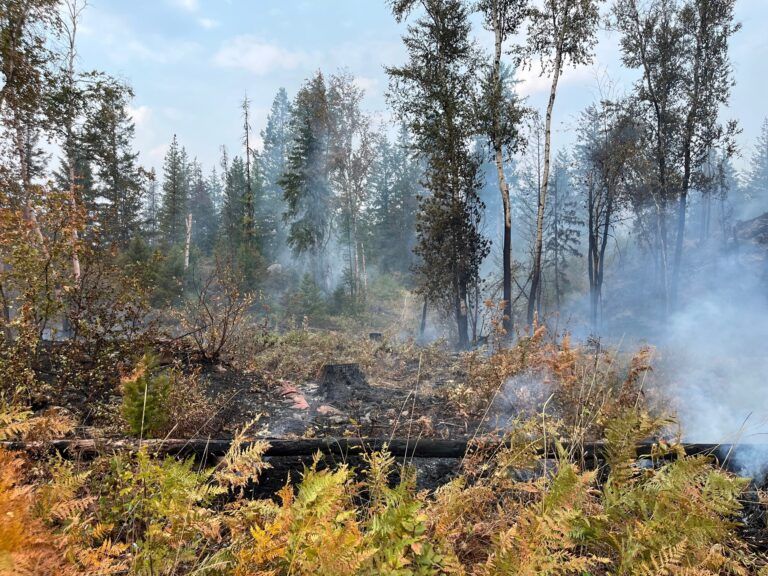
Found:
<box><xmin>260</xmin><ymin>88</ymin><xmax>292</xmax><ymax>261</ymax></box>
<box><xmin>84</xmin><ymin>80</ymin><xmax>143</xmax><ymax>245</ymax></box>
<box><xmin>189</xmin><ymin>159</ymin><xmax>217</xmax><ymax>254</ymax></box>
<box><xmin>280</xmin><ymin>72</ymin><xmax>333</xmax><ymax>286</ymax></box>
<box><xmin>745</xmin><ymin>119</ymin><xmax>768</xmax><ymax>215</ymax></box>
<box><xmin>158</xmin><ymin>134</ymin><xmax>189</xmax><ymax>246</ymax></box>
<box><xmin>142</xmin><ymin>167</ymin><xmax>160</xmax><ymax>244</ymax></box>
<box><xmin>220</xmin><ymin>154</ymin><xmax>246</xmax><ymax>251</ymax></box>
<box><xmin>544</xmin><ymin>150</ymin><xmax>581</xmax><ymax>313</ymax></box>
<box><xmin>387</xmin><ymin>0</ymin><xmax>490</xmax><ymax>349</ymax></box>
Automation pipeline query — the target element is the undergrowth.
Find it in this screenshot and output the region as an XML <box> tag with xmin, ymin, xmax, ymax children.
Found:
<box><xmin>1</xmin><ymin>401</ymin><xmax>766</xmax><ymax>574</ymax></box>
<box><xmin>0</xmin><ymin>332</ymin><xmax>766</xmax><ymax>575</ymax></box>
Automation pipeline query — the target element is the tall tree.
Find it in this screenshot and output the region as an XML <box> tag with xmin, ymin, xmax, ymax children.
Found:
<box><xmin>220</xmin><ymin>152</ymin><xmax>246</xmax><ymax>251</ymax></box>
<box><xmin>545</xmin><ymin>150</ymin><xmax>581</xmax><ymax>314</ymax></box>
<box><xmin>241</xmin><ymin>94</ymin><xmax>256</xmax><ymax>248</ymax></box>
<box><xmin>525</xmin><ymin>0</ymin><xmax>603</xmax><ymax>326</ymax></box>
<box><xmin>670</xmin><ymin>0</ymin><xmax>739</xmax><ymax>308</ymax></box>
<box><xmin>142</xmin><ymin>167</ymin><xmax>159</xmax><ymax>244</ymax></box>
<box><xmin>280</xmin><ymin>72</ymin><xmax>333</xmax><ymax>286</ymax></box>
<box><xmin>612</xmin><ymin>0</ymin><xmax>739</xmax><ymax>313</ymax></box>
<box><xmin>328</xmin><ymin>71</ymin><xmax>373</xmax><ymax>301</ymax></box>
<box><xmin>260</xmin><ymin>88</ymin><xmax>292</xmax><ymax>261</ymax></box>
<box><xmin>158</xmin><ymin>135</ymin><xmax>188</xmax><ymax>246</ymax></box>
<box><xmin>744</xmin><ymin>118</ymin><xmax>768</xmax><ymax>216</ymax></box>
<box><xmin>0</xmin><ymin>0</ymin><xmax>59</xmax><ymax>250</ymax></box>
<box><xmin>188</xmin><ymin>159</ymin><xmax>217</xmax><ymax>254</ymax></box>
<box><xmin>477</xmin><ymin>0</ymin><xmax>528</xmax><ymax>337</ymax></box>
<box><xmin>84</xmin><ymin>80</ymin><xmax>143</xmax><ymax>245</ymax></box>
<box><xmin>387</xmin><ymin>0</ymin><xmax>490</xmax><ymax>349</ymax></box>
<box><xmin>576</xmin><ymin>101</ymin><xmax>638</xmax><ymax>329</ymax></box>
<box><xmin>369</xmin><ymin>125</ymin><xmax>420</xmax><ymax>277</ymax></box>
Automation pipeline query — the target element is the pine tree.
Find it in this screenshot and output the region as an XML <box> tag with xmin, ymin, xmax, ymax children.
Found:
<box><xmin>260</xmin><ymin>88</ymin><xmax>292</xmax><ymax>261</ymax></box>
<box><xmin>220</xmin><ymin>154</ymin><xmax>246</xmax><ymax>251</ymax></box>
<box><xmin>188</xmin><ymin>159</ymin><xmax>217</xmax><ymax>254</ymax></box>
<box><xmin>544</xmin><ymin>150</ymin><xmax>581</xmax><ymax>313</ymax></box>
<box><xmin>241</xmin><ymin>94</ymin><xmax>256</xmax><ymax>248</ymax></box>
<box><xmin>745</xmin><ymin>118</ymin><xmax>768</xmax><ymax>216</ymax></box>
<box><xmin>84</xmin><ymin>80</ymin><xmax>143</xmax><ymax>246</ymax></box>
<box><xmin>280</xmin><ymin>72</ymin><xmax>333</xmax><ymax>286</ymax></box>
<box><xmin>369</xmin><ymin>125</ymin><xmax>420</xmax><ymax>277</ymax></box>
<box><xmin>387</xmin><ymin>0</ymin><xmax>490</xmax><ymax>349</ymax></box>
<box><xmin>158</xmin><ymin>135</ymin><xmax>189</xmax><ymax>247</ymax></box>
<box><xmin>142</xmin><ymin>167</ymin><xmax>160</xmax><ymax>244</ymax></box>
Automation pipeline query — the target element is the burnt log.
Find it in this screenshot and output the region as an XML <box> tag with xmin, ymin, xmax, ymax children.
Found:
<box><xmin>0</xmin><ymin>437</ymin><xmax>753</xmax><ymax>466</ymax></box>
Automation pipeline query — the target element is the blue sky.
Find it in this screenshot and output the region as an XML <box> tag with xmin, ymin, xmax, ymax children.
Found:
<box><xmin>74</xmin><ymin>0</ymin><xmax>768</xmax><ymax>175</ymax></box>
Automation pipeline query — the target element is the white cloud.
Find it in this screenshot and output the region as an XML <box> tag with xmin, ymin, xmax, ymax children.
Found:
<box><xmin>353</xmin><ymin>76</ymin><xmax>379</xmax><ymax>96</ymax></box>
<box><xmin>128</xmin><ymin>105</ymin><xmax>152</xmax><ymax>128</ymax></box>
<box><xmin>170</xmin><ymin>0</ymin><xmax>199</xmax><ymax>12</ymax></box>
<box><xmin>515</xmin><ymin>61</ymin><xmax>593</xmax><ymax>97</ymax></box>
<box><xmin>198</xmin><ymin>17</ymin><xmax>219</xmax><ymax>29</ymax></box>
<box><xmin>213</xmin><ymin>36</ymin><xmax>306</xmax><ymax>75</ymax></box>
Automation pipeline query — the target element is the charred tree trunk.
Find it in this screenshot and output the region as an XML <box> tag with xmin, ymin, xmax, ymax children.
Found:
<box><xmin>419</xmin><ymin>297</ymin><xmax>428</xmax><ymax>339</ymax></box>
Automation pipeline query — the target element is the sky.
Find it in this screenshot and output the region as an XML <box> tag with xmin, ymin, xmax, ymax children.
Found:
<box><xmin>73</xmin><ymin>0</ymin><xmax>768</xmax><ymax>176</ymax></box>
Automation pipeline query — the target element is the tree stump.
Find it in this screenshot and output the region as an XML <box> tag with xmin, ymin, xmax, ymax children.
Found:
<box><xmin>319</xmin><ymin>363</ymin><xmax>369</xmax><ymax>403</ymax></box>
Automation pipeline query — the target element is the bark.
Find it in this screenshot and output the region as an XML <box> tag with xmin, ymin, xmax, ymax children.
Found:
<box><xmin>183</xmin><ymin>213</ymin><xmax>192</xmax><ymax>270</ymax></box>
<box><xmin>455</xmin><ymin>277</ymin><xmax>470</xmax><ymax>350</ymax></box>
<box><xmin>419</xmin><ymin>297</ymin><xmax>428</xmax><ymax>339</ymax></box>
<box><xmin>491</xmin><ymin>19</ymin><xmax>514</xmax><ymax>338</ymax></box>
<box><xmin>527</xmin><ymin>49</ymin><xmax>563</xmax><ymax>326</ymax></box>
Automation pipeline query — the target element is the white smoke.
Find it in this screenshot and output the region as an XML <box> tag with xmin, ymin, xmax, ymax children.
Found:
<box><xmin>664</xmin><ymin>253</ymin><xmax>768</xmax><ymax>480</ymax></box>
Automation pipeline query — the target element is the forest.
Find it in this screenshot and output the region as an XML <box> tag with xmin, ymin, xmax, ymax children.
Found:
<box><xmin>1</xmin><ymin>0</ymin><xmax>768</xmax><ymax>574</ymax></box>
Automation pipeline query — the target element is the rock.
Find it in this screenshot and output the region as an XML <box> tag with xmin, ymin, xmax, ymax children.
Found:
<box><xmin>316</xmin><ymin>404</ymin><xmax>342</xmax><ymax>416</ymax></box>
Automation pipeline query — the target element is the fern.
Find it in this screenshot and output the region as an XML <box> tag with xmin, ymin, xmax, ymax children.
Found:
<box><xmin>215</xmin><ymin>418</ymin><xmax>272</xmax><ymax>490</ymax></box>
<box><xmin>0</xmin><ymin>404</ymin><xmax>33</xmax><ymax>441</ymax></box>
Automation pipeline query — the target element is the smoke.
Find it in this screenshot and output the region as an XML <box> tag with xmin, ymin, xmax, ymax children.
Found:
<box><xmin>661</xmin><ymin>250</ymin><xmax>768</xmax><ymax>481</ymax></box>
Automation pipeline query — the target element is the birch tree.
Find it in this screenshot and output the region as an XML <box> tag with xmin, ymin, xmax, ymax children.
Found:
<box><xmin>525</xmin><ymin>0</ymin><xmax>602</xmax><ymax>326</ymax></box>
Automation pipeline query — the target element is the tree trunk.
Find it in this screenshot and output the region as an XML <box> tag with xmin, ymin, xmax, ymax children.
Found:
<box><xmin>68</xmin><ymin>163</ymin><xmax>81</xmax><ymax>282</ymax></box>
<box><xmin>184</xmin><ymin>213</ymin><xmax>192</xmax><ymax>270</ymax></box>
<box><xmin>491</xmin><ymin>20</ymin><xmax>514</xmax><ymax>339</ymax></box>
<box><xmin>419</xmin><ymin>297</ymin><xmax>428</xmax><ymax>339</ymax></box>
<box><xmin>527</xmin><ymin>50</ymin><xmax>562</xmax><ymax>326</ymax></box>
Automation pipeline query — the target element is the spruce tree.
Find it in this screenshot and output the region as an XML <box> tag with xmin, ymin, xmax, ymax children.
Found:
<box><xmin>260</xmin><ymin>88</ymin><xmax>292</xmax><ymax>261</ymax></box>
<box><xmin>84</xmin><ymin>80</ymin><xmax>143</xmax><ymax>245</ymax></box>
<box><xmin>387</xmin><ymin>0</ymin><xmax>490</xmax><ymax>349</ymax></box>
<box><xmin>745</xmin><ymin>119</ymin><xmax>768</xmax><ymax>215</ymax></box>
<box><xmin>279</xmin><ymin>72</ymin><xmax>333</xmax><ymax>286</ymax></box>
<box><xmin>158</xmin><ymin>134</ymin><xmax>189</xmax><ymax>247</ymax></box>
<box><xmin>189</xmin><ymin>159</ymin><xmax>217</xmax><ymax>254</ymax></box>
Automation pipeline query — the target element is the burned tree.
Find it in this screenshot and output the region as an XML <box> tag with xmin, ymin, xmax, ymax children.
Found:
<box><xmin>576</xmin><ymin>101</ymin><xmax>639</xmax><ymax>330</ymax></box>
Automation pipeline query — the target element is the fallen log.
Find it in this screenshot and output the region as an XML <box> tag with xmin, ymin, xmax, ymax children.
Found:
<box><xmin>0</xmin><ymin>437</ymin><xmax>755</xmax><ymax>464</ymax></box>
